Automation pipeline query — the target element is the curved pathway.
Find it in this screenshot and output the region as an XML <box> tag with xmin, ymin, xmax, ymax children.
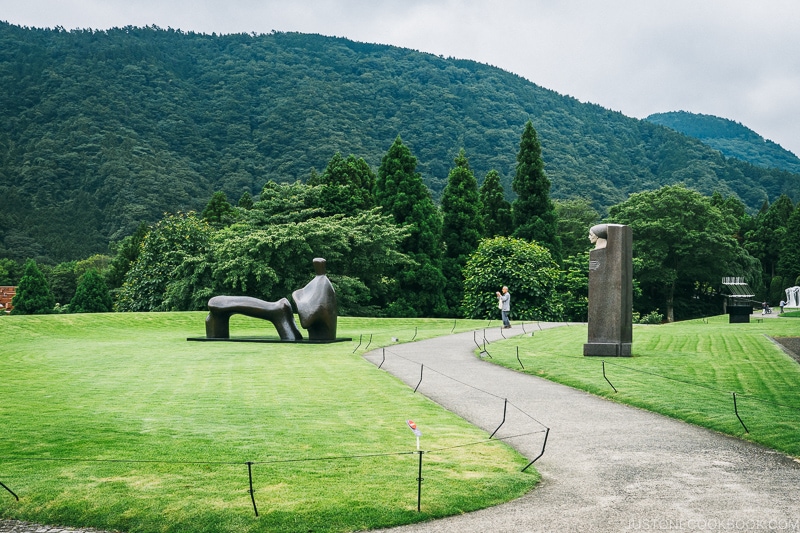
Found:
<box><xmin>362</xmin><ymin>323</ymin><xmax>800</xmax><ymax>533</ymax></box>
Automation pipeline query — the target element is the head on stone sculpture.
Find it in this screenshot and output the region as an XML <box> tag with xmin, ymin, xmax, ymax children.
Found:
<box><xmin>589</xmin><ymin>224</ymin><xmax>608</xmax><ymax>249</ymax></box>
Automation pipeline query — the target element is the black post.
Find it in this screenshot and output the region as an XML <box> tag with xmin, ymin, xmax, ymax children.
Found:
<box><xmin>378</xmin><ymin>347</ymin><xmax>385</xmax><ymax>369</ymax></box>
<box><xmin>522</xmin><ymin>427</ymin><xmax>550</xmax><ymax>472</ymax></box>
<box><xmin>516</xmin><ymin>346</ymin><xmax>524</xmax><ymax>369</ymax></box>
<box><xmin>451</xmin><ymin>319</ymin><xmax>457</xmax><ymax>333</ymax></box>
<box><xmin>0</xmin><ymin>480</ymin><xmax>19</xmax><ymax>501</ymax></box>
<box><xmin>602</xmin><ymin>361</ymin><xmax>618</xmax><ymax>393</ymax></box>
<box><xmin>352</xmin><ymin>334</ymin><xmax>363</xmax><ymax>353</ymax></box>
<box><xmin>489</xmin><ymin>398</ymin><xmax>507</xmax><ymax>438</ymax></box>
<box><xmin>411</xmin><ymin>327</ymin><xmax>417</xmax><ymax>341</ymax></box>
<box><xmin>416</xmin><ymin>451</ymin><xmax>424</xmax><ymax>512</ymax></box>
<box><xmin>364</xmin><ymin>333</ymin><xmax>373</xmax><ymax>350</ymax></box>
<box><xmin>733</xmin><ymin>392</ymin><xmax>749</xmax><ymax>433</ymax></box>
<box><xmin>413</xmin><ymin>364</ymin><xmax>424</xmax><ymax>393</ymax></box>
<box><xmin>246</xmin><ymin>462</ymin><xmax>259</xmax><ymax>517</ymax></box>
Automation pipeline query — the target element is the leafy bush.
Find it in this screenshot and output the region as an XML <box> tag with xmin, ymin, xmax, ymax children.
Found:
<box><xmin>462</xmin><ymin>237</ymin><xmax>563</xmax><ymax>321</ymax></box>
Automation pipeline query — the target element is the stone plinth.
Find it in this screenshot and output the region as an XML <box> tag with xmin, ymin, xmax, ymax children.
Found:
<box><xmin>584</xmin><ymin>224</ymin><xmax>633</xmax><ymax>357</ymax></box>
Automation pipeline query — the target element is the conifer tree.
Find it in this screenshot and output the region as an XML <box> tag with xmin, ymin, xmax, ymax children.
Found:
<box><xmin>201</xmin><ymin>191</ymin><xmax>236</xmax><ymax>227</ymax></box>
<box><xmin>480</xmin><ymin>169</ymin><xmax>512</xmax><ymax>238</ymax></box>
<box><xmin>441</xmin><ymin>149</ymin><xmax>483</xmax><ymax>314</ymax></box>
<box><xmin>311</xmin><ymin>153</ymin><xmax>376</xmax><ymax>215</ymax></box>
<box><xmin>376</xmin><ymin>136</ymin><xmax>447</xmax><ymax>317</ymax></box>
<box><xmin>70</xmin><ymin>269</ymin><xmax>113</xmax><ymax>313</ymax></box>
<box><xmin>237</xmin><ymin>191</ymin><xmax>254</xmax><ymax>210</ymax></box>
<box><xmin>512</xmin><ymin>120</ymin><xmax>562</xmax><ymax>263</ymax></box>
<box><xmin>777</xmin><ymin>203</ymin><xmax>800</xmax><ymax>286</ymax></box>
<box><xmin>10</xmin><ymin>259</ymin><xmax>54</xmax><ymax>315</ymax></box>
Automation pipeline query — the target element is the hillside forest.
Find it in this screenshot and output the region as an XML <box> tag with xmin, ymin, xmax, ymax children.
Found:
<box><xmin>1</xmin><ymin>23</ymin><xmax>799</xmax><ymax>322</ymax></box>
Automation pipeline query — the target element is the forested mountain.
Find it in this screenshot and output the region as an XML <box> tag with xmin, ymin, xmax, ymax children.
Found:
<box><xmin>2</xmin><ymin>22</ymin><xmax>798</xmax><ymax>264</ymax></box>
<box><xmin>646</xmin><ymin>111</ymin><xmax>800</xmax><ymax>175</ymax></box>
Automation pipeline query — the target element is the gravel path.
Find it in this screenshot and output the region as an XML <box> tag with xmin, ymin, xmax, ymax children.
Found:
<box><xmin>4</xmin><ymin>321</ymin><xmax>799</xmax><ymax>533</ymax></box>
<box><xmin>361</xmin><ymin>323</ymin><xmax>800</xmax><ymax>533</ymax></box>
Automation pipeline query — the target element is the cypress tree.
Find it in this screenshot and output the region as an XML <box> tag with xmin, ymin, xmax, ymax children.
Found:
<box><xmin>480</xmin><ymin>169</ymin><xmax>513</xmax><ymax>237</ymax></box>
<box><xmin>201</xmin><ymin>191</ymin><xmax>236</xmax><ymax>227</ymax></box>
<box><xmin>512</xmin><ymin>121</ymin><xmax>562</xmax><ymax>263</ymax></box>
<box><xmin>441</xmin><ymin>149</ymin><xmax>483</xmax><ymax>315</ymax></box>
<box><xmin>70</xmin><ymin>269</ymin><xmax>113</xmax><ymax>313</ymax></box>
<box><xmin>777</xmin><ymin>204</ymin><xmax>800</xmax><ymax>285</ymax></box>
<box><xmin>376</xmin><ymin>136</ymin><xmax>447</xmax><ymax>317</ymax></box>
<box><xmin>10</xmin><ymin>259</ymin><xmax>55</xmax><ymax>315</ymax></box>
<box><xmin>312</xmin><ymin>153</ymin><xmax>376</xmax><ymax>215</ymax></box>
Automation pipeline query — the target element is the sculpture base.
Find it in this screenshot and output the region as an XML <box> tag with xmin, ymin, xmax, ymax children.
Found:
<box><xmin>187</xmin><ymin>337</ymin><xmax>352</xmax><ymax>344</ymax></box>
<box><xmin>584</xmin><ymin>342</ymin><xmax>632</xmax><ymax>357</ymax></box>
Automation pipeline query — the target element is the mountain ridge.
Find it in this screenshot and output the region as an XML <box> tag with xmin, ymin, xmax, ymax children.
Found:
<box><xmin>1</xmin><ymin>23</ymin><xmax>798</xmax><ymax>263</ymax></box>
<box><xmin>646</xmin><ymin>111</ymin><xmax>800</xmax><ymax>174</ymax></box>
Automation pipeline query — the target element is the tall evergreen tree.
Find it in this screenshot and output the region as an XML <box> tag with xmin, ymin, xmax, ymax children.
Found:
<box><xmin>376</xmin><ymin>136</ymin><xmax>447</xmax><ymax>317</ymax></box>
<box><xmin>777</xmin><ymin>204</ymin><xmax>800</xmax><ymax>286</ymax></box>
<box><xmin>479</xmin><ymin>169</ymin><xmax>513</xmax><ymax>238</ymax></box>
<box><xmin>512</xmin><ymin>121</ymin><xmax>562</xmax><ymax>263</ymax></box>
<box><xmin>10</xmin><ymin>259</ymin><xmax>54</xmax><ymax>315</ymax></box>
<box><xmin>745</xmin><ymin>194</ymin><xmax>793</xmax><ymax>280</ymax></box>
<box><xmin>441</xmin><ymin>149</ymin><xmax>484</xmax><ymax>315</ymax></box>
<box><xmin>201</xmin><ymin>191</ymin><xmax>236</xmax><ymax>227</ymax></box>
<box><xmin>237</xmin><ymin>191</ymin><xmax>254</xmax><ymax>210</ymax></box>
<box><xmin>70</xmin><ymin>269</ymin><xmax>113</xmax><ymax>313</ymax></box>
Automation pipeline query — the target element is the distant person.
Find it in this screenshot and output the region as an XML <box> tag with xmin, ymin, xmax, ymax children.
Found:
<box><xmin>496</xmin><ymin>286</ymin><xmax>511</xmax><ymax>328</ymax></box>
<box><xmin>780</xmin><ymin>299</ymin><xmax>786</xmax><ymax>313</ymax></box>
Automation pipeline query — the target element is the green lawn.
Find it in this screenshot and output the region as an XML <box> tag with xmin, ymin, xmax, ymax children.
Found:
<box><xmin>0</xmin><ymin>313</ymin><xmax>537</xmax><ymax>533</ymax></box>
<box><xmin>488</xmin><ymin>315</ymin><xmax>800</xmax><ymax>457</ymax></box>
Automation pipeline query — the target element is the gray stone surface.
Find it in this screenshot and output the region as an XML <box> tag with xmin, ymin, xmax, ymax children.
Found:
<box><xmin>362</xmin><ymin>324</ymin><xmax>800</xmax><ymax>533</ymax></box>
<box><xmin>585</xmin><ymin>223</ymin><xmax>633</xmax><ymax>356</ymax></box>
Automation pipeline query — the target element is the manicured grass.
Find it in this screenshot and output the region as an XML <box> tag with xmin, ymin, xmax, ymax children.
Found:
<box><xmin>0</xmin><ymin>313</ymin><xmax>537</xmax><ymax>533</ymax></box>
<box><xmin>487</xmin><ymin>315</ymin><xmax>800</xmax><ymax>457</ymax></box>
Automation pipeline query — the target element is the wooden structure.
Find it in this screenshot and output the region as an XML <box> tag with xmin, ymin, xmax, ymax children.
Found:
<box><xmin>0</xmin><ymin>286</ymin><xmax>15</xmax><ymax>312</ymax></box>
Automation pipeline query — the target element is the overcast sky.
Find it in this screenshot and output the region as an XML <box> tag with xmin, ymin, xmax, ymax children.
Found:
<box><xmin>3</xmin><ymin>0</ymin><xmax>799</xmax><ymax>157</ymax></box>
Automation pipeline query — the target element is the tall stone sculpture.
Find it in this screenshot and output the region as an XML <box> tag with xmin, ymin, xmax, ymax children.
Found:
<box><xmin>584</xmin><ymin>224</ymin><xmax>633</xmax><ymax>357</ymax></box>
<box><xmin>292</xmin><ymin>258</ymin><xmax>338</xmax><ymax>341</ymax></box>
<box><xmin>786</xmin><ymin>286</ymin><xmax>800</xmax><ymax>308</ymax></box>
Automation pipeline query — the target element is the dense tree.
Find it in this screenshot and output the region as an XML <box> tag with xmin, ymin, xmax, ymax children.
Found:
<box><xmin>776</xmin><ymin>204</ymin><xmax>800</xmax><ymax>286</ymax></box>
<box><xmin>201</xmin><ymin>191</ymin><xmax>237</xmax><ymax>227</ymax></box>
<box><xmin>167</xmin><ymin>210</ymin><xmax>411</xmax><ymax>315</ymax></box>
<box><xmin>10</xmin><ymin>259</ymin><xmax>54</xmax><ymax>315</ymax></box>
<box><xmin>556</xmin><ymin>252</ymin><xmax>590</xmax><ymax>322</ymax></box>
<box><xmin>0</xmin><ymin>258</ymin><xmax>21</xmax><ymax>286</ymax></box>
<box><xmin>554</xmin><ymin>198</ymin><xmax>600</xmax><ymax>259</ymax></box>
<box><xmin>44</xmin><ymin>261</ymin><xmax>79</xmax><ymax>306</ymax></box>
<box><xmin>105</xmin><ymin>222</ymin><xmax>149</xmax><ymax>293</ymax></box>
<box><xmin>511</xmin><ymin>121</ymin><xmax>562</xmax><ymax>262</ymax></box>
<box><xmin>70</xmin><ymin>269</ymin><xmax>113</xmax><ymax>313</ymax></box>
<box><xmin>237</xmin><ymin>191</ymin><xmax>254</xmax><ymax>210</ymax></box>
<box><xmin>608</xmin><ymin>185</ymin><xmax>739</xmax><ymax>322</ymax></box>
<box><xmin>744</xmin><ymin>194</ymin><xmax>794</xmax><ymax>281</ymax></box>
<box><xmin>441</xmin><ymin>149</ymin><xmax>484</xmax><ymax>314</ymax></box>
<box><xmin>479</xmin><ymin>170</ymin><xmax>512</xmax><ymax>238</ymax></box>
<box><xmin>116</xmin><ymin>213</ymin><xmax>213</xmax><ymax>312</ymax></box>
<box><xmin>376</xmin><ymin>136</ymin><xmax>447</xmax><ymax>317</ymax></box>
<box><xmin>2</xmin><ymin>24</ymin><xmax>799</xmax><ymax>266</ymax></box>
<box><xmin>462</xmin><ymin>237</ymin><xmax>563</xmax><ymax>321</ymax></box>
<box><xmin>308</xmin><ymin>153</ymin><xmax>376</xmax><ymax>215</ymax></box>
